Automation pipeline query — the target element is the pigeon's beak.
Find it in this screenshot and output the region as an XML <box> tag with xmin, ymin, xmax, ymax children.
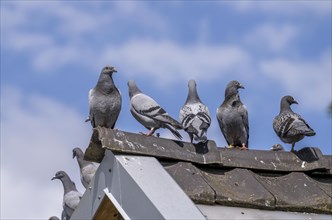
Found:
<box><xmin>112</xmin><ymin>67</ymin><xmax>117</xmax><ymax>73</ymax></box>
<box><xmin>51</xmin><ymin>176</ymin><xmax>58</xmax><ymax>181</ymax></box>
<box><xmin>239</xmin><ymin>84</ymin><xmax>245</xmax><ymax>89</ymax></box>
<box><xmin>72</xmin><ymin>151</ymin><xmax>76</xmax><ymax>159</ymax></box>
<box><xmin>293</xmin><ymin>100</ymin><xmax>298</xmax><ymax>105</ymax></box>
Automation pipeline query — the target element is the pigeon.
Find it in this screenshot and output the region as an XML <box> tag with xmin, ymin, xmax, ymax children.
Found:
<box><xmin>179</xmin><ymin>80</ymin><xmax>211</xmax><ymax>143</ymax></box>
<box><xmin>73</xmin><ymin>147</ymin><xmax>98</xmax><ymax>189</ymax></box>
<box><xmin>216</xmin><ymin>80</ymin><xmax>249</xmax><ymax>149</ymax></box>
<box><xmin>87</xmin><ymin>66</ymin><xmax>122</xmax><ymax>129</ymax></box>
<box><xmin>273</xmin><ymin>95</ymin><xmax>316</xmax><ymax>152</ymax></box>
<box><xmin>128</xmin><ymin>80</ymin><xmax>183</xmax><ymax>139</ymax></box>
<box><xmin>48</xmin><ymin>217</ymin><xmax>60</xmax><ymax>220</ymax></box>
<box><xmin>52</xmin><ymin>171</ymin><xmax>82</xmax><ymax>220</ymax></box>
<box><xmin>270</xmin><ymin>143</ymin><xmax>285</xmax><ymax>151</ymax></box>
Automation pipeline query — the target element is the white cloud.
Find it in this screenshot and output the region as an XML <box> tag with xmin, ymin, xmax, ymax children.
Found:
<box><xmin>244</xmin><ymin>23</ymin><xmax>297</xmax><ymax>52</ymax></box>
<box><xmin>1</xmin><ymin>85</ymin><xmax>91</xmax><ymax>219</ymax></box>
<box><xmin>102</xmin><ymin>40</ymin><xmax>251</xmax><ymax>86</ymax></box>
<box><xmin>259</xmin><ymin>52</ymin><xmax>331</xmax><ymax>111</ymax></box>
<box><xmin>2</xmin><ymin>1</ymin><xmax>170</xmax><ymax>73</ymax></box>
<box><xmin>224</xmin><ymin>1</ymin><xmax>331</xmax><ymax>16</ymax></box>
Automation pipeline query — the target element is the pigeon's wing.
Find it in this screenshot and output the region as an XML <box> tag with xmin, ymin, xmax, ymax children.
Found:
<box><xmin>181</xmin><ymin>113</ymin><xmax>195</xmax><ymax>130</ymax></box>
<box><xmin>88</xmin><ymin>88</ymin><xmax>96</xmax><ymax>127</ymax></box>
<box><xmin>239</xmin><ymin>104</ymin><xmax>249</xmax><ymax>144</ymax></box>
<box><xmin>216</xmin><ymin>106</ymin><xmax>231</xmax><ymax>145</ymax></box>
<box><xmin>197</xmin><ymin>111</ymin><xmax>211</xmax><ymax>130</ymax></box>
<box><xmin>110</xmin><ymin>87</ymin><xmax>122</xmax><ymax>129</ymax></box>
<box><xmin>132</xmin><ymin>94</ymin><xmax>181</xmax><ymax>128</ymax></box>
<box><xmin>283</xmin><ymin>113</ymin><xmax>315</xmax><ymax>137</ymax></box>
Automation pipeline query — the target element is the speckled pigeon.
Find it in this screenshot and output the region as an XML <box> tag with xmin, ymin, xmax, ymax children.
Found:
<box><xmin>73</xmin><ymin>147</ymin><xmax>98</xmax><ymax>189</ymax></box>
<box><xmin>179</xmin><ymin>80</ymin><xmax>211</xmax><ymax>143</ymax></box>
<box><xmin>270</xmin><ymin>143</ymin><xmax>285</xmax><ymax>151</ymax></box>
<box><xmin>216</xmin><ymin>80</ymin><xmax>249</xmax><ymax>149</ymax></box>
<box><xmin>87</xmin><ymin>66</ymin><xmax>122</xmax><ymax>128</ymax></box>
<box><xmin>52</xmin><ymin>171</ymin><xmax>82</xmax><ymax>220</ymax></box>
<box><xmin>128</xmin><ymin>80</ymin><xmax>182</xmax><ymax>139</ymax></box>
<box><xmin>273</xmin><ymin>95</ymin><xmax>315</xmax><ymax>152</ymax></box>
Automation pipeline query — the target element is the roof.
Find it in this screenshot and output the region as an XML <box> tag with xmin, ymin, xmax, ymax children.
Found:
<box><xmin>84</xmin><ymin>127</ymin><xmax>332</xmax><ymax>215</ymax></box>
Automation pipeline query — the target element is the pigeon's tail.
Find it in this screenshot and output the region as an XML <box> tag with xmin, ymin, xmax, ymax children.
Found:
<box><xmin>164</xmin><ymin>124</ymin><xmax>183</xmax><ymax>140</ymax></box>
<box><xmin>161</xmin><ymin>115</ymin><xmax>183</xmax><ymax>129</ymax></box>
<box><xmin>194</xmin><ymin>134</ymin><xmax>208</xmax><ymax>143</ymax></box>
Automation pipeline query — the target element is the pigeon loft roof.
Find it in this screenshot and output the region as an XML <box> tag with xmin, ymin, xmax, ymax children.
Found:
<box><xmin>73</xmin><ymin>127</ymin><xmax>332</xmax><ymax>219</ymax></box>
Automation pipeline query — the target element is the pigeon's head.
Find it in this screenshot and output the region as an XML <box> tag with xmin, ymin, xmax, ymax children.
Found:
<box><xmin>127</xmin><ymin>80</ymin><xmax>136</xmax><ymax>88</ymax></box>
<box><xmin>51</xmin><ymin>171</ymin><xmax>67</xmax><ymax>181</ymax></box>
<box><xmin>128</xmin><ymin>80</ymin><xmax>142</xmax><ymax>97</ymax></box>
<box><xmin>188</xmin><ymin>79</ymin><xmax>197</xmax><ymax>88</ymax></box>
<box><xmin>225</xmin><ymin>80</ymin><xmax>244</xmax><ymax>98</ymax></box>
<box><xmin>270</xmin><ymin>144</ymin><xmax>285</xmax><ymax>151</ymax></box>
<box><xmin>72</xmin><ymin>147</ymin><xmax>83</xmax><ymax>159</ymax></box>
<box><xmin>283</xmin><ymin>95</ymin><xmax>298</xmax><ymax>105</ymax></box>
<box><xmin>228</xmin><ymin>80</ymin><xmax>244</xmax><ymax>90</ymax></box>
<box><xmin>102</xmin><ymin>66</ymin><xmax>117</xmax><ymax>75</ymax></box>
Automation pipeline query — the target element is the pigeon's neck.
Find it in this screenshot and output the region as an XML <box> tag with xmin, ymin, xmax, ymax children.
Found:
<box><xmin>225</xmin><ymin>86</ymin><xmax>239</xmax><ymax>101</ymax></box>
<box><xmin>186</xmin><ymin>86</ymin><xmax>201</xmax><ymax>104</ymax></box>
<box><xmin>225</xmin><ymin>87</ymin><xmax>239</xmax><ymax>100</ymax></box>
<box><xmin>60</xmin><ymin>175</ymin><xmax>77</xmax><ymax>194</ymax></box>
<box><xmin>129</xmin><ymin>85</ymin><xmax>142</xmax><ymax>98</ymax></box>
<box><xmin>280</xmin><ymin>100</ymin><xmax>293</xmax><ymax>113</ymax></box>
<box><xmin>76</xmin><ymin>155</ymin><xmax>90</xmax><ymax>169</ymax></box>
<box><xmin>96</xmin><ymin>74</ymin><xmax>116</xmax><ymax>94</ymax></box>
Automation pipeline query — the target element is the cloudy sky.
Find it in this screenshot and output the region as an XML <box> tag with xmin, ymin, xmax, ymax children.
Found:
<box><xmin>1</xmin><ymin>1</ymin><xmax>331</xmax><ymax>219</ymax></box>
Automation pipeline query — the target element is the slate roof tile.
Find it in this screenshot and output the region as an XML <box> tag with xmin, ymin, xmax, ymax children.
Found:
<box><xmin>164</xmin><ymin>162</ymin><xmax>215</xmax><ymax>205</ymax></box>
<box><xmin>255</xmin><ymin>172</ymin><xmax>332</xmax><ymax>213</ymax></box>
<box><xmin>84</xmin><ymin>128</ymin><xmax>332</xmax><ymax>214</ymax></box>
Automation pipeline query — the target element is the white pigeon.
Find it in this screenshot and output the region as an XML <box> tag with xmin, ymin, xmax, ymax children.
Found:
<box><xmin>128</xmin><ymin>80</ymin><xmax>182</xmax><ymax>139</ymax></box>
<box><xmin>179</xmin><ymin>80</ymin><xmax>211</xmax><ymax>143</ymax></box>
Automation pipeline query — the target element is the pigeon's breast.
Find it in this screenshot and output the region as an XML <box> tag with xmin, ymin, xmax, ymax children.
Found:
<box><xmin>64</xmin><ymin>191</ymin><xmax>82</xmax><ymax>210</ymax></box>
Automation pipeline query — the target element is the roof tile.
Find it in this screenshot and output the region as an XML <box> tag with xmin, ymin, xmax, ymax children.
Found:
<box><xmin>255</xmin><ymin>172</ymin><xmax>332</xmax><ymax>213</ymax></box>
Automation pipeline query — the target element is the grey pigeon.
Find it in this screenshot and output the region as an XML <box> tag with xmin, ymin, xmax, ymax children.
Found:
<box><xmin>273</xmin><ymin>95</ymin><xmax>316</xmax><ymax>152</ymax></box>
<box><xmin>216</xmin><ymin>80</ymin><xmax>249</xmax><ymax>149</ymax></box>
<box><xmin>87</xmin><ymin>66</ymin><xmax>122</xmax><ymax>128</ymax></box>
<box><xmin>128</xmin><ymin>80</ymin><xmax>182</xmax><ymax>139</ymax></box>
<box><xmin>179</xmin><ymin>80</ymin><xmax>211</xmax><ymax>143</ymax></box>
<box><xmin>270</xmin><ymin>143</ymin><xmax>285</xmax><ymax>151</ymax></box>
<box><xmin>52</xmin><ymin>171</ymin><xmax>82</xmax><ymax>220</ymax></box>
<box><xmin>48</xmin><ymin>217</ymin><xmax>60</xmax><ymax>220</ymax></box>
<box><xmin>73</xmin><ymin>147</ymin><xmax>98</xmax><ymax>189</ymax></box>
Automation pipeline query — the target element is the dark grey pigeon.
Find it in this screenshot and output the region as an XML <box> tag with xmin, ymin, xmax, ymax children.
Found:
<box><xmin>48</xmin><ymin>217</ymin><xmax>60</xmax><ymax>220</ymax></box>
<box><xmin>128</xmin><ymin>80</ymin><xmax>182</xmax><ymax>139</ymax></box>
<box><xmin>216</xmin><ymin>80</ymin><xmax>249</xmax><ymax>149</ymax></box>
<box><xmin>73</xmin><ymin>147</ymin><xmax>98</xmax><ymax>189</ymax></box>
<box><xmin>179</xmin><ymin>80</ymin><xmax>211</xmax><ymax>143</ymax></box>
<box><xmin>273</xmin><ymin>95</ymin><xmax>316</xmax><ymax>152</ymax></box>
<box><xmin>52</xmin><ymin>171</ymin><xmax>82</xmax><ymax>220</ymax></box>
<box><xmin>87</xmin><ymin>66</ymin><xmax>122</xmax><ymax>128</ymax></box>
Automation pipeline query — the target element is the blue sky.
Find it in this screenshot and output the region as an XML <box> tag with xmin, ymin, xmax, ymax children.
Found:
<box><xmin>1</xmin><ymin>1</ymin><xmax>331</xmax><ymax>219</ymax></box>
